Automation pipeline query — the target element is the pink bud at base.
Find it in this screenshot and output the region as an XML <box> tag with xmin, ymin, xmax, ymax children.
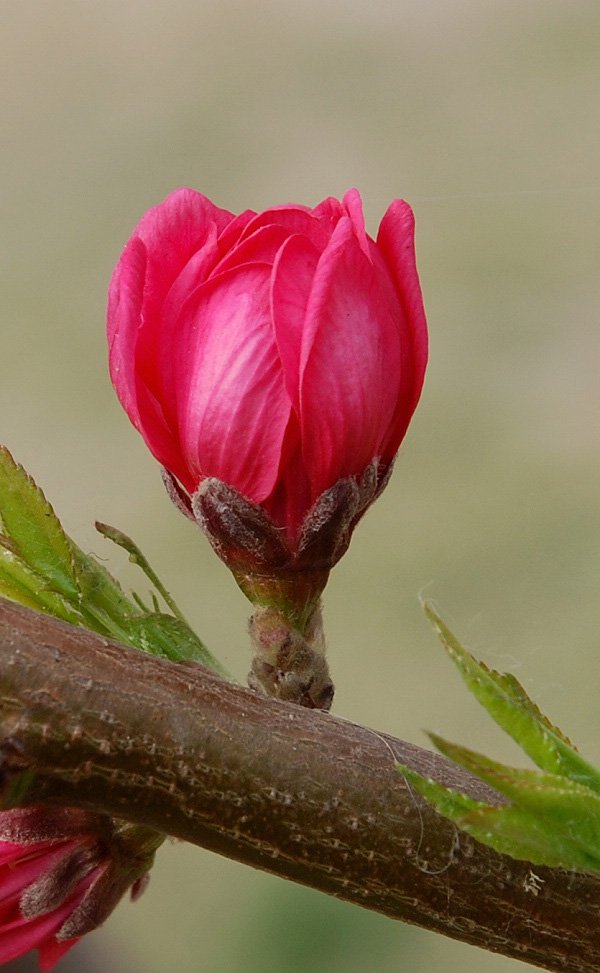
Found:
<box><xmin>0</xmin><ymin>808</ymin><xmax>163</xmax><ymax>970</ymax></box>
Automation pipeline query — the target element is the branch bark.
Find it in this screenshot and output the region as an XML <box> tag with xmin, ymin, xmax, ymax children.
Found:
<box><xmin>0</xmin><ymin>597</ymin><xmax>598</xmax><ymax>972</ymax></box>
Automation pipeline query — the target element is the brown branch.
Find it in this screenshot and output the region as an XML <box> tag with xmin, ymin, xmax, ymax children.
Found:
<box><xmin>0</xmin><ymin>597</ymin><xmax>598</xmax><ymax>972</ymax></box>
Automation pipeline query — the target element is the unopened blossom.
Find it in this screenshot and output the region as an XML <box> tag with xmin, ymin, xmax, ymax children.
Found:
<box><xmin>107</xmin><ymin>188</ymin><xmax>428</xmax><ymax>546</ymax></box>
<box><xmin>0</xmin><ymin>807</ymin><xmax>162</xmax><ymax>971</ymax></box>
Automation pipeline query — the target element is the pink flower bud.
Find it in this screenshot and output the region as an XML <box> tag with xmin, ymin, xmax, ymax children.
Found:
<box><xmin>108</xmin><ymin>188</ymin><xmax>428</xmax><ymax>546</ymax></box>
<box><xmin>0</xmin><ymin>807</ymin><xmax>161</xmax><ymax>970</ymax></box>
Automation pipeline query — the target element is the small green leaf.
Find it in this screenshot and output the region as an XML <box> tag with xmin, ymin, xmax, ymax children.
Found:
<box><xmin>400</xmin><ymin>749</ymin><xmax>600</xmax><ymax>871</ymax></box>
<box><xmin>0</xmin><ymin>546</ymin><xmax>80</xmax><ymax>621</ymax></box>
<box><xmin>397</xmin><ymin>763</ymin><xmax>489</xmax><ymax>820</ymax></box>
<box><xmin>402</xmin><ymin>603</ymin><xmax>600</xmax><ymax>876</ymax></box>
<box><xmin>121</xmin><ymin>613</ymin><xmax>230</xmax><ymax>674</ymax></box>
<box><xmin>69</xmin><ymin>545</ymin><xmax>232</xmax><ymax>673</ymax></box>
<box><xmin>69</xmin><ymin>541</ymin><xmax>141</xmax><ymax>623</ymax></box>
<box><xmin>457</xmin><ymin>802</ymin><xmax>600</xmax><ymax>871</ymax></box>
<box><xmin>95</xmin><ymin>522</ymin><xmax>190</xmax><ymax>623</ymax></box>
<box><xmin>0</xmin><ymin>447</ymin><xmax>79</xmax><ymax>601</ymax></box>
<box><xmin>429</xmin><ymin>734</ymin><xmax>600</xmax><ymax>843</ymax></box>
<box><xmin>0</xmin><ymin>446</ymin><xmax>232</xmax><ymax>681</ymax></box>
<box><xmin>422</xmin><ymin>600</ymin><xmax>600</xmax><ymax>791</ymax></box>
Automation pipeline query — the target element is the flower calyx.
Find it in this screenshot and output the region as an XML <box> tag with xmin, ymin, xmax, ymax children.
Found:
<box><xmin>164</xmin><ymin>457</ymin><xmax>387</xmax><ymax>633</ymax></box>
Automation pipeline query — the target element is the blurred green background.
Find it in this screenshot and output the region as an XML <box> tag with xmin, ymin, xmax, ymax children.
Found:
<box><xmin>1</xmin><ymin>1</ymin><xmax>599</xmax><ymax>970</ymax></box>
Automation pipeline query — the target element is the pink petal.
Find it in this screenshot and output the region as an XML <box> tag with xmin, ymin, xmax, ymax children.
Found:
<box><xmin>261</xmin><ymin>412</ymin><xmax>311</xmax><ymax>540</ymax></box>
<box><xmin>299</xmin><ymin>217</ymin><xmax>402</xmax><ymax>500</ymax></box>
<box><xmin>116</xmin><ymin>188</ymin><xmax>235</xmax><ymax>416</ymax></box>
<box><xmin>310</xmin><ymin>196</ymin><xmax>345</xmax><ymax>225</ymax></box>
<box><xmin>0</xmin><ymin>841</ymin><xmax>36</xmax><ymax>865</ymax></box>
<box><xmin>107</xmin><ymin>237</ymin><xmax>188</xmax><ymax>481</ymax></box>
<box><xmin>0</xmin><ymin>842</ymin><xmax>75</xmax><ymax>907</ymax></box>
<box><xmin>0</xmin><ymin>902</ymin><xmax>76</xmax><ymax>969</ymax></box>
<box><xmin>134</xmin><ymin>188</ymin><xmax>235</xmax><ymax>312</ymax></box>
<box><xmin>147</xmin><ymin>224</ymin><xmax>221</xmax><ymax>429</ymax></box>
<box><xmin>0</xmin><ymin>858</ymin><xmax>103</xmax><ymax>967</ymax></box>
<box><xmin>171</xmin><ymin>264</ymin><xmax>291</xmax><ymax>501</ymax></box>
<box><xmin>107</xmin><ymin>235</ymin><xmax>147</xmax><ymax>431</ymax></box>
<box><xmin>37</xmin><ymin>936</ymin><xmax>78</xmax><ymax>972</ymax></box>
<box><xmin>237</xmin><ymin>205</ymin><xmax>331</xmax><ymax>251</ymax></box>
<box><xmin>270</xmin><ymin>234</ymin><xmax>320</xmax><ymax>413</ymax></box>
<box><xmin>0</xmin><ymin>858</ymin><xmax>52</xmax><ymax>906</ymax></box>
<box><xmin>216</xmin><ymin>209</ymin><xmax>257</xmax><ymax>253</ymax></box>
<box><xmin>108</xmin><ymin>204</ymin><xmax>236</xmax><ymax>489</ymax></box>
<box><xmin>341</xmin><ymin>188</ymin><xmax>371</xmax><ymax>260</ymax></box>
<box><xmin>211</xmin><ymin>224</ymin><xmax>290</xmax><ymax>277</ymax></box>
<box><xmin>377</xmin><ymin>199</ymin><xmax>428</xmax><ymax>420</ymax></box>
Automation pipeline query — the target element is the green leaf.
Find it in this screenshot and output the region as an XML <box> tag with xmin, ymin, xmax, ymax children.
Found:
<box><xmin>401</xmin><ymin>603</ymin><xmax>600</xmax><ymax>876</ymax></box>
<box><xmin>397</xmin><ymin>763</ymin><xmax>489</xmax><ymax>820</ymax></box>
<box><xmin>430</xmin><ymin>733</ymin><xmax>600</xmax><ymax>851</ymax></box>
<box><xmin>0</xmin><ymin>545</ymin><xmax>82</xmax><ymax>623</ymax></box>
<box><xmin>422</xmin><ymin>600</ymin><xmax>600</xmax><ymax>791</ymax></box>
<box><xmin>400</xmin><ymin>747</ymin><xmax>600</xmax><ymax>871</ymax></box>
<box><xmin>407</xmin><ymin>766</ymin><xmax>600</xmax><ymax>870</ymax></box>
<box><xmin>120</xmin><ymin>613</ymin><xmax>230</xmax><ymax>674</ymax></box>
<box><xmin>89</xmin><ymin>528</ymin><xmax>234</xmax><ymax>677</ymax></box>
<box><xmin>0</xmin><ymin>445</ymin><xmax>232</xmax><ymax>680</ymax></box>
<box><xmin>69</xmin><ymin>541</ymin><xmax>142</xmax><ymax>625</ymax></box>
<box><xmin>0</xmin><ymin>447</ymin><xmax>80</xmax><ymax>601</ymax></box>
<box><xmin>457</xmin><ymin>802</ymin><xmax>600</xmax><ymax>872</ymax></box>
<box><xmin>69</xmin><ymin>542</ymin><xmax>233</xmax><ymax>674</ymax></box>
<box><xmin>95</xmin><ymin>522</ymin><xmax>192</xmax><ymax>624</ymax></box>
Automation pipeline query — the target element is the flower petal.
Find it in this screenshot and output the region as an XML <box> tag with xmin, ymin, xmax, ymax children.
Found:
<box><xmin>377</xmin><ymin>199</ymin><xmax>428</xmax><ymax>422</ymax></box>
<box><xmin>212</xmin><ymin>224</ymin><xmax>290</xmax><ymax>277</ymax></box>
<box><xmin>342</xmin><ymin>188</ymin><xmax>371</xmax><ymax>259</ymax></box>
<box><xmin>216</xmin><ymin>208</ymin><xmax>257</xmax><ymax>253</ymax></box>
<box><xmin>271</xmin><ymin>234</ymin><xmax>320</xmax><ymax>413</ymax></box>
<box><xmin>149</xmin><ymin>223</ymin><xmax>221</xmax><ymax>433</ymax></box>
<box><xmin>107</xmin><ymin>235</ymin><xmax>148</xmax><ymax>431</ymax></box>
<box><xmin>237</xmin><ymin>206</ymin><xmax>332</xmax><ymax>250</ymax></box>
<box><xmin>311</xmin><ymin>195</ymin><xmax>345</xmax><ymax>225</ymax></box>
<box><xmin>107</xmin><ymin>231</ymin><xmax>199</xmax><ymax>485</ymax></box>
<box><xmin>0</xmin><ymin>849</ymin><xmax>61</xmax><ymax>906</ymax></box>
<box><xmin>37</xmin><ymin>935</ymin><xmax>78</xmax><ymax>972</ymax></box>
<box><xmin>0</xmin><ymin>899</ymin><xmax>75</xmax><ymax>970</ymax></box>
<box><xmin>133</xmin><ymin>188</ymin><xmax>235</xmax><ymax>310</ymax></box>
<box><xmin>299</xmin><ymin>217</ymin><xmax>402</xmax><ymax>500</ymax></box>
<box><xmin>171</xmin><ymin>264</ymin><xmax>291</xmax><ymax>501</ymax></box>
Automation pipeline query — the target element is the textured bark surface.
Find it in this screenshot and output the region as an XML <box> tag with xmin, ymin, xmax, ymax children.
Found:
<box><xmin>0</xmin><ymin>596</ymin><xmax>598</xmax><ymax>972</ymax></box>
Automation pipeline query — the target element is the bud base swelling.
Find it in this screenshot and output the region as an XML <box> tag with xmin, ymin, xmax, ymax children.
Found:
<box><xmin>248</xmin><ymin>604</ymin><xmax>333</xmax><ymax>710</ymax></box>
